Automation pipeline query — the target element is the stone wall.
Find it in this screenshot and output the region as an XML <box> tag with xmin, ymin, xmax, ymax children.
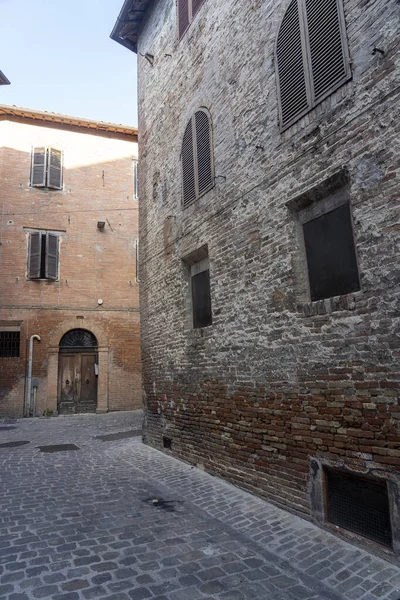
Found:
<box><xmin>136</xmin><ymin>0</ymin><xmax>400</xmax><ymax>545</ymax></box>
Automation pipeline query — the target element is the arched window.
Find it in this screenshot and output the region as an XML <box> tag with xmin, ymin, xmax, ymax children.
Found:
<box><xmin>181</xmin><ymin>109</ymin><xmax>214</xmax><ymax>208</ymax></box>
<box><xmin>276</xmin><ymin>0</ymin><xmax>351</xmax><ymax>131</ymax></box>
<box><xmin>59</xmin><ymin>329</ymin><xmax>97</xmax><ymax>350</ymax></box>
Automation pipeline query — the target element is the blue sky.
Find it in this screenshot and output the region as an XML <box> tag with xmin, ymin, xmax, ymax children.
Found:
<box><xmin>0</xmin><ymin>0</ymin><xmax>138</xmax><ymax>126</ymax></box>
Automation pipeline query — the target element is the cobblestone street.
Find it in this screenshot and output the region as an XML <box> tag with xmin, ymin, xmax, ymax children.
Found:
<box><xmin>0</xmin><ymin>411</ymin><xmax>399</xmax><ymax>600</ymax></box>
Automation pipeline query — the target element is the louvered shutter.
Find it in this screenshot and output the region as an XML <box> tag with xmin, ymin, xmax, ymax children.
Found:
<box><xmin>47</xmin><ymin>148</ymin><xmax>63</xmax><ymax>189</ymax></box>
<box><xmin>31</xmin><ymin>147</ymin><xmax>47</xmax><ymax>187</ymax></box>
<box><xmin>192</xmin><ymin>0</ymin><xmax>205</xmax><ymax>18</ymax></box>
<box><xmin>181</xmin><ymin>119</ymin><xmax>196</xmax><ymax>207</ymax></box>
<box><xmin>276</xmin><ymin>0</ymin><xmax>309</xmax><ymax>129</ymax></box>
<box><xmin>195</xmin><ymin>110</ymin><xmax>213</xmax><ymax>197</ymax></box>
<box><xmin>178</xmin><ymin>0</ymin><xmax>190</xmax><ymax>39</ymax></box>
<box><xmin>45</xmin><ymin>233</ymin><xmax>59</xmax><ymax>280</ymax></box>
<box><xmin>305</xmin><ymin>0</ymin><xmax>349</xmax><ymax>102</ymax></box>
<box><xmin>28</xmin><ymin>232</ymin><xmax>42</xmax><ymax>279</ymax></box>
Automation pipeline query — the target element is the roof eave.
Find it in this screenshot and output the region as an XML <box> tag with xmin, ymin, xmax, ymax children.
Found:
<box><xmin>0</xmin><ymin>70</ymin><xmax>11</xmax><ymax>85</ymax></box>
<box><xmin>110</xmin><ymin>0</ymin><xmax>151</xmax><ymax>54</ymax></box>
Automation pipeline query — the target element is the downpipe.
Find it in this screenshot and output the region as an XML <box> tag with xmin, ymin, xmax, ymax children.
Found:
<box><xmin>25</xmin><ymin>334</ymin><xmax>41</xmax><ymax>417</ymax></box>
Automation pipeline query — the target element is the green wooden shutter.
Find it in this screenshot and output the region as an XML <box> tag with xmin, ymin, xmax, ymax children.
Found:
<box><xmin>178</xmin><ymin>0</ymin><xmax>190</xmax><ymax>39</ymax></box>
<box><xmin>195</xmin><ymin>110</ymin><xmax>213</xmax><ymax>197</ymax></box>
<box><xmin>304</xmin><ymin>0</ymin><xmax>350</xmax><ymax>103</ymax></box>
<box><xmin>28</xmin><ymin>232</ymin><xmax>42</xmax><ymax>278</ymax></box>
<box><xmin>47</xmin><ymin>148</ymin><xmax>63</xmax><ymax>189</ymax></box>
<box><xmin>192</xmin><ymin>0</ymin><xmax>205</xmax><ymax>18</ymax></box>
<box><xmin>181</xmin><ymin>118</ymin><xmax>196</xmax><ymax>207</ymax></box>
<box><xmin>31</xmin><ymin>147</ymin><xmax>47</xmax><ymax>187</ymax></box>
<box><xmin>45</xmin><ymin>233</ymin><xmax>59</xmax><ymax>280</ymax></box>
<box><xmin>276</xmin><ymin>0</ymin><xmax>309</xmax><ymax>129</ymax></box>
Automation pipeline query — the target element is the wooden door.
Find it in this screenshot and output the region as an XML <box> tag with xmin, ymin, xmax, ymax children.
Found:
<box><xmin>78</xmin><ymin>353</ymin><xmax>97</xmax><ymax>413</ymax></box>
<box><xmin>58</xmin><ymin>353</ymin><xmax>97</xmax><ymax>414</ymax></box>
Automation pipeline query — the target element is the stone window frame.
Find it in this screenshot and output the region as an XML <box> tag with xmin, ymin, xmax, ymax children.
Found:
<box><xmin>181</xmin><ymin>244</ymin><xmax>213</xmax><ymax>331</ymax></box>
<box><xmin>309</xmin><ymin>456</ymin><xmax>400</xmax><ymax>555</ymax></box>
<box><xmin>286</xmin><ymin>170</ymin><xmax>361</xmax><ymax>308</ymax></box>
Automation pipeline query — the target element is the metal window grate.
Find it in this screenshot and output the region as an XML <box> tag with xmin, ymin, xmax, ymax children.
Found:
<box><xmin>0</xmin><ymin>332</ymin><xmax>20</xmax><ymax>358</ymax></box>
<box><xmin>326</xmin><ymin>469</ymin><xmax>392</xmax><ymax>547</ymax></box>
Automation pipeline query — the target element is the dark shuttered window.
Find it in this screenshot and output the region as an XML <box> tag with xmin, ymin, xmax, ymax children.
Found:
<box><xmin>192</xmin><ymin>268</ymin><xmax>212</xmax><ymax>329</ymax></box>
<box><xmin>0</xmin><ymin>332</ymin><xmax>20</xmax><ymax>358</ymax></box>
<box><xmin>181</xmin><ymin>109</ymin><xmax>214</xmax><ymax>208</ymax></box>
<box><xmin>177</xmin><ymin>0</ymin><xmax>206</xmax><ymax>40</ymax></box>
<box><xmin>31</xmin><ymin>147</ymin><xmax>63</xmax><ymax>189</ymax></box>
<box><xmin>276</xmin><ymin>0</ymin><xmax>351</xmax><ymax>130</ymax></box>
<box><xmin>28</xmin><ymin>231</ymin><xmax>60</xmax><ymax>280</ymax></box>
<box><xmin>303</xmin><ymin>203</ymin><xmax>360</xmax><ymax>301</ymax></box>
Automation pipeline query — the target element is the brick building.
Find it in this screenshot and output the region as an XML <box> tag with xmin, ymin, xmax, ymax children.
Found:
<box><xmin>0</xmin><ymin>105</ymin><xmax>141</xmax><ymax>417</ymax></box>
<box><xmin>111</xmin><ymin>0</ymin><xmax>400</xmax><ymax>554</ymax></box>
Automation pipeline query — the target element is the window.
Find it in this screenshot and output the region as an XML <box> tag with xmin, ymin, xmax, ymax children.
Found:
<box><xmin>181</xmin><ymin>109</ymin><xmax>214</xmax><ymax>208</ymax></box>
<box><xmin>191</xmin><ymin>258</ymin><xmax>212</xmax><ymax>328</ymax></box>
<box><xmin>27</xmin><ymin>230</ymin><xmax>59</xmax><ymax>280</ymax></box>
<box><xmin>31</xmin><ymin>147</ymin><xmax>63</xmax><ymax>189</ymax></box>
<box><xmin>177</xmin><ymin>0</ymin><xmax>206</xmax><ymax>39</ymax></box>
<box><xmin>133</xmin><ymin>159</ymin><xmax>139</xmax><ymax>199</ymax></box>
<box><xmin>0</xmin><ymin>331</ymin><xmax>20</xmax><ymax>358</ymax></box>
<box><xmin>276</xmin><ymin>0</ymin><xmax>351</xmax><ymax>130</ymax></box>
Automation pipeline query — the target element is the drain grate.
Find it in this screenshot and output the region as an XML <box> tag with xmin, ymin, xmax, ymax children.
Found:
<box><xmin>94</xmin><ymin>430</ymin><xmax>142</xmax><ymax>442</ymax></box>
<box><xmin>38</xmin><ymin>444</ymin><xmax>80</xmax><ymax>453</ymax></box>
<box><xmin>0</xmin><ymin>441</ymin><xmax>30</xmax><ymax>448</ymax></box>
<box><xmin>142</xmin><ymin>497</ymin><xmax>183</xmax><ymax>512</ymax></box>
<box><xmin>326</xmin><ymin>469</ymin><xmax>392</xmax><ymax>547</ymax></box>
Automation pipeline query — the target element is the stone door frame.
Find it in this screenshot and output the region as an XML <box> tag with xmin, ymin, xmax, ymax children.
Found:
<box><xmin>47</xmin><ymin>319</ymin><xmax>109</xmax><ymax>414</ymax></box>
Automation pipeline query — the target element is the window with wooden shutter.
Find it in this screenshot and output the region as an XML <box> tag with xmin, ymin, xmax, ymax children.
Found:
<box><xmin>177</xmin><ymin>0</ymin><xmax>206</xmax><ymax>40</ymax></box>
<box><xmin>45</xmin><ymin>233</ymin><xmax>59</xmax><ymax>280</ymax></box>
<box><xmin>27</xmin><ymin>230</ymin><xmax>60</xmax><ymax>280</ymax></box>
<box><xmin>47</xmin><ymin>148</ymin><xmax>63</xmax><ymax>189</ymax></box>
<box><xmin>28</xmin><ymin>231</ymin><xmax>42</xmax><ymax>279</ymax></box>
<box><xmin>276</xmin><ymin>0</ymin><xmax>350</xmax><ymax>130</ymax></box>
<box><xmin>30</xmin><ymin>147</ymin><xmax>63</xmax><ymax>189</ymax></box>
<box><xmin>31</xmin><ymin>148</ymin><xmax>47</xmax><ymax>187</ymax></box>
<box><xmin>181</xmin><ymin>109</ymin><xmax>214</xmax><ymax>208</ymax></box>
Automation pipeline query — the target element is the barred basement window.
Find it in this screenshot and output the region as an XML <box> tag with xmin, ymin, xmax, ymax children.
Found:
<box><xmin>275</xmin><ymin>0</ymin><xmax>351</xmax><ymax>130</ymax></box>
<box><xmin>27</xmin><ymin>230</ymin><xmax>59</xmax><ymax>280</ymax></box>
<box><xmin>177</xmin><ymin>0</ymin><xmax>206</xmax><ymax>39</ymax></box>
<box><xmin>31</xmin><ymin>147</ymin><xmax>63</xmax><ymax>189</ymax></box>
<box><xmin>0</xmin><ymin>331</ymin><xmax>20</xmax><ymax>358</ymax></box>
<box><xmin>181</xmin><ymin>109</ymin><xmax>214</xmax><ymax>208</ymax></box>
<box><xmin>326</xmin><ymin>469</ymin><xmax>392</xmax><ymax>548</ymax></box>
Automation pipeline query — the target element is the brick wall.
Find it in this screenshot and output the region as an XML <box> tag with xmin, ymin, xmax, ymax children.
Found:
<box><xmin>0</xmin><ymin>119</ymin><xmax>141</xmax><ymax>417</ymax></box>
<box><xmin>136</xmin><ymin>0</ymin><xmax>400</xmax><ymax>534</ymax></box>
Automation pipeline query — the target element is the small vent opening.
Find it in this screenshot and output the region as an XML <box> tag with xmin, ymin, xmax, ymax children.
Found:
<box><xmin>163</xmin><ymin>436</ymin><xmax>172</xmax><ymax>450</ymax></box>
<box><xmin>326</xmin><ymin>469</ymin><xmax>392</xmax><ymax>548</ymax></box>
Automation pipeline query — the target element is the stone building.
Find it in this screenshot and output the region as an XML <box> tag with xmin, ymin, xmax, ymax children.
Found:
<box><xmin>0</xmin><ymin>105</ymin><xmax>141</xmax><ymax>417</ymax></box>
<box><xmin>111</xmin><ymin>0</ymin><xmax>400</xmax><ymax>554</ymax></box>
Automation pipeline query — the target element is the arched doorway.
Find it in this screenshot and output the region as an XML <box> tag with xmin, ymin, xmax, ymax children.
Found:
<box><xmin>58</xmin><ymin>329</ymin><xmax>98</xmax><ymax>414</ymax></box>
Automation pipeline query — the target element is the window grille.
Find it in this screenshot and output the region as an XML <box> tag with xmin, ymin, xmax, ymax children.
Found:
<box><xmin>0</xmin><ymin>332</ymin><xmax>20</xmax><ymax>358</ymax></box>
<box><xmin>181</xmin><ymin>109</ymin><xmax>214</xmax><ymax>208</ymax></box>
<box><xmin>31</xmin><ymin>147</ymin><xmax>63</xmax><ymax>189</ymax></box>
<box><xmin>276</xmin><ymin>0</ymin><xmax>351</xmax><ymax>130</ymax></box>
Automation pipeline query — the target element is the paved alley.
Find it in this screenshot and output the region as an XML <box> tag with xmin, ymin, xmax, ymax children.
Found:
<box><xmin>0</xmin><ymin>411</ymin><xmax>399</xmax><ymax>600</ymax></box>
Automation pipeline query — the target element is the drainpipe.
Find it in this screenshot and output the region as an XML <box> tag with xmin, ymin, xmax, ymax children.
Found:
<box><xmin>26</xmin><ymin>335</ymin><xmax>41</xmax><ymax>417</ymax></box>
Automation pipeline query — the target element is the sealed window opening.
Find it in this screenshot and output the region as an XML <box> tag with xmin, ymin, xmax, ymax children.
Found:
<box><xmin>326</xmin><ymin>469</ymin><xmax>392</xmax><ymax>548</ymax></box>
<box><xmin>192</xmin><ymin>269</ymin><xmax>212</xmax><ymax>329</ymax></box>
<box><xmin>163</xmin><ymin>436</ymin><xmax>172</xmax><ymax>449</ymax></box>
<box><xmin>303</xmin><ymin>203</ymin><xmax>360</xmax><ymax>301</ymax></box>
<box><xmin>0</xmin><ymin>331</ymin><xmax>20</xmax><ymax>358</ymax></box>
<box><xmin>28</xmin><ymin>231</ymin><xmax>59</xmax><ymax>280</ymax></box>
